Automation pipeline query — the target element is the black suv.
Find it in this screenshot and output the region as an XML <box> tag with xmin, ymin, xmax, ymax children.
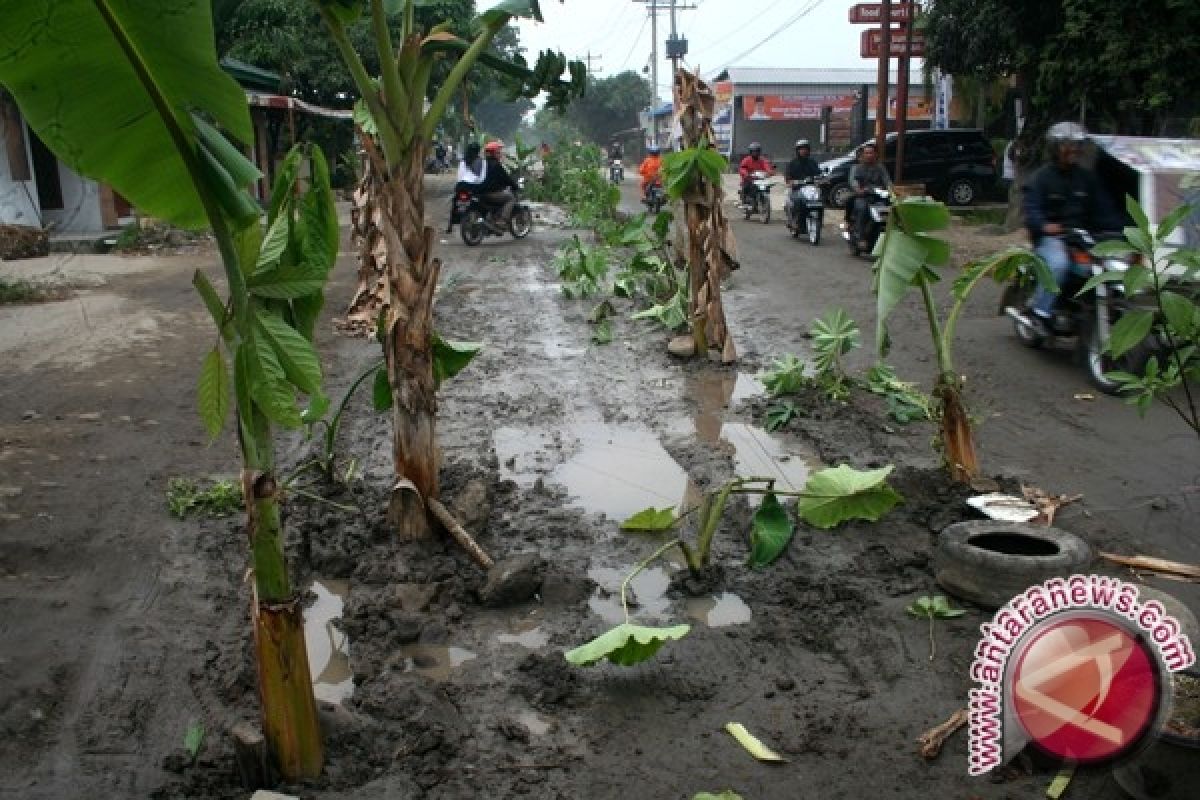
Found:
<box><xmin>817</xmin><ymin>129</ymin><xmax>997</xmax><ymax>208</ymax></box>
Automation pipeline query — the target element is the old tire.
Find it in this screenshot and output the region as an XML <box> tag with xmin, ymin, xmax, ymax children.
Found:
<box><xmin>935</xmin><ymin>520</ymin><xmax>1093</xmax><ymax>608</ymax></box>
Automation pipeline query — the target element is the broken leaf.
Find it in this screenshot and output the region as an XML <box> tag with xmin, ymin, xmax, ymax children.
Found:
<box><xmin>746</xmin><ymin>492</ymin><xmax>794</xmax><ymax>568</ymax></box>
<box><xmin>795</xmin><ymin>464</ymin><xmax>903</xmax><ymax>529</ymax></box>
<box><xmin>620</xmin><ymin>506</ymin><xmax>677</xmax><ymax>532</ymax></box>
<box><xmin>693</xmin><ymin>793</ymin><xmax>744</xmax><ymax>800</ymax></box>
<box><xmin>431</xmin><ymin>333</ymin><xmax>483</xmax><ymax>389</ymax></box>
<box><xmin>724</xmin><ymin>722</ymin><xmax>787</xmax><ymax>763</ymax></box>
<box><xmin>183</xmin><ymin>721</ymin><xmax>205</xmax><ymax>761</ymax></box>
<box><xmin>564</xmin><ymin>622</ymin><xmax>690</xmax><ymax>667</ymax></box>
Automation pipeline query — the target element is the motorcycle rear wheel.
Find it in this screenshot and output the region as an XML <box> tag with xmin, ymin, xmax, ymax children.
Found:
<box><xmin>1084</xmin><ymin>316</ymin><xmax>1149</xmax><ymax>395</ymax></box>
<box><xmin>460</xmin><ymin>210</ymin><xmax>485</xmax><ymax>246</ymax></box>
<box><xmin>509</xmin><ymin>207</ymin><xmax>533</xmax><ymax>239</ymax></box>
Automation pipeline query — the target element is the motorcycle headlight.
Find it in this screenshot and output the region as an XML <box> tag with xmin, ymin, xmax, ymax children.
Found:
<box><xmin>800</xmin><ymin>186</ymin><xmax>821</xmax><ymax>202</ymax></box>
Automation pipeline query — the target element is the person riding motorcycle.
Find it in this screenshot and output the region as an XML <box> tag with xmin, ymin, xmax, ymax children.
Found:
<box><xmin>1015</xmin><ymin>122</ymin><xmax>1122</xmax><ymax>336</ymax></box>
<box><xmin>738</xmin><ymin>142</ymin><xmax>774</xmax><ymax>206</ymax></box>
<box><xmin>608</xmin><ymin>138</ymin><xmax>624</xmax><ymax>163</ymax></box>
<box><xmin>476</xmin><ymin>140</ymin><xmax>520</xmax><ymax>230</ymax></box>
<box><xmin>785</xmin><ymin>139</ymin><xmax>821</xmax><ymax>232</ymax></box>
<box><xmin>639</xmin><ymin>145</ymin><xmax>663</xmax><ymax>198</ymax></box>
<box><xmin>446</xmin><ymin>141</ymin><xmax>486</xmax><ymax>233</ymax></box>
<box><xmin>844</xmin><ymin>142</ymin><xmax>892</xmax><ymax>248</ymax></box>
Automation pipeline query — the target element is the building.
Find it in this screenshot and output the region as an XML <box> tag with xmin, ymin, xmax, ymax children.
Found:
<box><xmin>712</xmin><ymin>66</ymin><xmax>943</xmax><ymax>161</ymax></box>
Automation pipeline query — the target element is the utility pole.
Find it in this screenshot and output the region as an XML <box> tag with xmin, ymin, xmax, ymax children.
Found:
<box><xmin>580</xmin><ymin>51</ymin><xmax>603</xmax><ymax>76</ymax></box>
<box><xmin>634</xmin><ymin>0</ymin><xmax>697</xmax><ymax>105</ymax></box>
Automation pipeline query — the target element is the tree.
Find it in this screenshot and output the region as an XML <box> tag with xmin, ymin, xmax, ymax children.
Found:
<box><xmin>552</xmin><ymin>70</ymin><xmax>653</xmax><ymax>144</ymax></box>
<box><xmin>313</xmin><ymin>0</ymin><xmax>583</xmax><ymax>539</ymax></box>
<box><xmin>1</xmin><ymin>0</ymin><xmax>339</xmax><ymax>779</ymax></box>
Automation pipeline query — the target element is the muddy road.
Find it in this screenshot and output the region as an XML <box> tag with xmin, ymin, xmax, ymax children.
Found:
<box><xmin>0</xmin><ymin>176</ymin><xmax>1196</xmax><ymax>799</ymax></box>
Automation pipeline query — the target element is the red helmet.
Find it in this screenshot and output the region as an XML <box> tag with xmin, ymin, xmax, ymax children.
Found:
<box><xmin>484</xmin><ymin>141</ymin><xmax>503</xmax><ymax>154</ymax></box>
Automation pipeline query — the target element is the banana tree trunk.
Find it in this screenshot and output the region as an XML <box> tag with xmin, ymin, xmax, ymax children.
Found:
<box><xmin>936</xmin><ymin>377</ymin><xmax>979</xmax><ymax>483</ymax></box>
<box><xmin>673</xmin><ymin>69</ymin><xmax>738</xmax><ymax>363</ymax></box>
<box><xmin>342</xmin><ymin>130</ymin><xmax>388</xmax><ymax>335</ymax></box>
<box><xmin>242</xmin><ymin>466</ymin><xmax>323</xmax><ymax>779</ymax></box>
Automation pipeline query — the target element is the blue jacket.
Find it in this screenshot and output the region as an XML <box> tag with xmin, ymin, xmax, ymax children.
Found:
<box><xmin>1022</xmin><ymin>163</ymin><xmax>1121</xmax><ymax>244</ymax></box>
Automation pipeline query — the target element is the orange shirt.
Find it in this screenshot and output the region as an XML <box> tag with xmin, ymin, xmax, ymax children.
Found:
<box><xmin>639</xmin><ymin>155</ymin><xmax>662</xmax><ymax>189</ymax></box>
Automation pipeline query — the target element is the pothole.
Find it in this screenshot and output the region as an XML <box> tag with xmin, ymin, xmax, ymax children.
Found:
<box><xmin>394</xmin><ymin>644</ymin><xmax>478</xmax><ymax>681</ymax></box>
<box><xmin>496</xmin><ymin>623</ymin><xmax>550</xmax><ymax>649</ymax></box>
<box><xmin>305</xmin><ymin>579</ymin><xmax>353</xmax><ymax>705</ymax></box>
<box><xmin>587</xmin><ymin>564</ymin><xmax>673</xmax><ymax>625</ymax></box>
<box><xmin>686</xmin><ymin>592</ymin><xmax>753</xmax><ymax>628</ymax></box>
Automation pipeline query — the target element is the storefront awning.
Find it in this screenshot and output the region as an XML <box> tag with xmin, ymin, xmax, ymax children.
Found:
<box><xmin>245</xmin><ymin>91</ymin><xmax>353</xmax><ymax>120</ymax></box>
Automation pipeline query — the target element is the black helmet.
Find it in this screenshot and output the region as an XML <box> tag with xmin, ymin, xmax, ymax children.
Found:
<box><xmin>794</xmin><ymin>139</ymin><xmax>810</xmax><ymax>149</ymax></box>
<box><xmin>748</xmin><ymin>142</ymin><xmax>762</xmax><ymax>153</ymax></box>
<box><xmin>647</xmin><ymin>144</ymin><xmax>660</xmax><ymax>155</ymax></box>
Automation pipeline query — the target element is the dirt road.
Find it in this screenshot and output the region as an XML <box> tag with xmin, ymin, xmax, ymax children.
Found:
<box><xmin>0</xmin><ymin>176</ymin><xmax>1195</xmax><ymax>799</ymax></box>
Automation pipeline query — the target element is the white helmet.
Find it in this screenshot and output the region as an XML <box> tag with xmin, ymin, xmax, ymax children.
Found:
<box><xmin>794</xmin><ymin>139</ymin><xmax>810</xmax><ymax>149</ymax></box>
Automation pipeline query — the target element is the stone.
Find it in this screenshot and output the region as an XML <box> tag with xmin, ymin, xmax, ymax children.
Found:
<box><xmin>667</xmin><ymin>335</ymin><xmax>695</xmax><ymax>358</ymax></box>
<box><xmin>449</xmin><ymin>479</ymin><xmax>491</xmax><ymax>534</ymax></box>
<box><xmin>479</xmin><ymin>554</ymin><xmax>546</xmax><ymax>608</ymax></box>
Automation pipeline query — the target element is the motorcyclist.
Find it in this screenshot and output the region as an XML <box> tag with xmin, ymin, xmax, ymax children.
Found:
<box><xmin>784</xmin><ymin>139</ymin><xmax>821</xmax><ymax>232</ymax></box>
<box><xmin>639</xmin><ymin>145</ymin><xmax>662</xmax><ymax>198</ymax></box>
<box><xmin>1015</xmin><ymin>122</ymin><xmax>1122</xmax><ymax>335</ymax></box>
<box><xmin>844</xmin><ymin>142</ymin><xmax>892</xmax><ymax>248</ymax></box>
<box><xmin>738</xmin><ymin>142</ymin><xmax>773</xmax><ymax>206</ymax></box>
<box><xmin>608</xmin><ymin>138</ymin><xmax>624</xmax><ymax>163</ymax></box>
<box><xmin>476</xmin><ymin>140</ymin><xmax>520</xmax><ymax>229</ymax></box>
<box><xmin>446</xmin><ymin>141</ymin><xmax>486</xmax><ymax>233</ymax></box>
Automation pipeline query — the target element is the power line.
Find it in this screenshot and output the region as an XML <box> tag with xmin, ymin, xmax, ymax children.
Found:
<box><xmin>708</xmin><ymin>0</ymin><xmax>827</xmax><ymax>76</ymax></box>
<box><xmin>617</xmin><ymin>14</ymin><xmax>650</xmax><ymax>72</ymax></box>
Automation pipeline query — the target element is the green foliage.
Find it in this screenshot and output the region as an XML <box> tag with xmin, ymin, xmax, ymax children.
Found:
<box><xmin>907</xmin><ymin>594</ymin><xmax>966</xmax><ymax>661</ymax></box>
<box><xmin>661</xmin><ymin>139</ymin><xmax>728</xmax><ymax>200</ymax></box>
<box><xmin>764</xmin><ymin>400</ymin><xmax>800</xmax><ymax>432</ymax></box>
<box><xmin>620</xmin><ymin>506</ymin><xmax>677</xmax><ymax>532</ymax></box>
<box><xmin>760</xmin><ymin>354</ymin><xmax>808</xmax><ymax>397</ymax></box>
<box><xmin>794</xmin><ymin>465</ymin><xmax>903</xmax><ymax>529</ymax></box>
<box><xmin>564</xmin><ymin>621</ymin><xmax>691</xmax><ymax>667</ymax></box>
<box><xmin>0</xmin><ymin>0</ymin><xmax>254</xmax><ymax>230</ymax></box>
<box><xmin>864</xmin><ymin>364</ymin><xmax>934</xmax><ymax>424</ymax></box>
<box><xmin>431</xmin><ymin>334</ymin><xmax>483</xmax><ymax>389</ymax></box>
<box><xmin>529</xmin><ymin>140</ymin><xmax>618</xmax><ymax>226</ymax></box>
<box><xmin>1088</xmin><ymin>197</ymin><xmax>1200</xmax><ymax>436</ymax></box>
<box><xmin>531</xmin><ymin>70</ymin><xmax>653</xmax><ymax>144</ymax></box>
<box><xmin>183</xmin><ymin>722</ymin><xmax>206</xmax><ymax>763</ymax></box>
<box><xmin>694</xmin><ymin>792</ymin><xmax>744</xmax><ymax>800</ymax></box>
<box><xmin>167</xmin><ymin>477</ymin><xmax>243</xmax><ymax>519</ymax></box>
<box><xmin>554</xmin><ymin>235</ymin><xmax>611</xmax><ymax>298</ymax></box>
<box><xmin>810</xmin><ymin>308</ymin><xmax>861</xmax><ymax>400</ymax></box>
<box><xmin>0</xmin><ymin>278</ymin><xmax>60</xmax><ymax>304</ymax></box>
<box><xmin>747</xmin><ymin>492</ymin><xmax>794</xmax><ymax>568</ymax></box>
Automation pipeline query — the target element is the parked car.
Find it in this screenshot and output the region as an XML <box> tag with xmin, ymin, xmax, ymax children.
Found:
<box><xmin>818</xmin><ymin>129</ymin><xmax>998</xmax><ymax>208</ymax></box>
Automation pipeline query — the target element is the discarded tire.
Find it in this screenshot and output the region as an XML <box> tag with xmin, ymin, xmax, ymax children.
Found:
<box><xmin>935</xmin><ymin>520</ymin><xmax>1093</xmax><ymax>609</ymax></box>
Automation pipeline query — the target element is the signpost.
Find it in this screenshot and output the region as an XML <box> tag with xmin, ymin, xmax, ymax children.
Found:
<box><xmin>852</xmin><ymin>1</ymin><xmax>922</xmax><ymax>181</ymax></box>
<box><xmin>848</xmin><ymin>3</ymin><xmax>912</xmax><ymax>24</ymax></box>
<box><xmin>860</xmin><ymin>29</ymin><xmax>925</xmax><ymax>55</ymax></box>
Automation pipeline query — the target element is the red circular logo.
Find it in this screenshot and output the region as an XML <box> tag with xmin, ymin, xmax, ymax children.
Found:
<box><xmin>1011</xmin><ymin>616</ymin><xmax>1160</xmax><ymax>762</ymax></box>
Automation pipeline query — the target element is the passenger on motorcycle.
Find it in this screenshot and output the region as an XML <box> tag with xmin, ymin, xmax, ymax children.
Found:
<box><xmin>477</xmin><ymin>140</ymin><xmax>520</xmax><ymax>230</ymax></box>
<box><xmin>738</xmin><ymin>143</ymin><xmax>773</xmax><ymax>205</ymax></box>
<box><xmin>785</xmin><ymin>139</ymin><xmax>821</xmax><ymax>231</ymax></box>
<box><xmin>844</xmin><ymin>143</ymin><xmax>892</xmax><ymax>249</ymax></box>
<box><xmin>1018</xmin><ymin>122</ymin><xmax>1122</xmax><ymax>336</ymax></box>
<box><xmin>446</xmin><ymin>141</ymin><xmax>486</xmax><ymax>233</ymax></box>
<box><xmin>639</xmin><ymin>145</ymin><xmax>663</xmax><ymax>198</ymax></box>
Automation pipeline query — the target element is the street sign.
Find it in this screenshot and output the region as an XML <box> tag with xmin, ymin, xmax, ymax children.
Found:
<box><xmin>848</xmin><ymin>3</ymin><xmax>914</xmax><ymax>24</ymax></box>
<box><xmin>859</xmin><ymin>29</ymin><xmax>926</xmax><ymax>58</ymax></box>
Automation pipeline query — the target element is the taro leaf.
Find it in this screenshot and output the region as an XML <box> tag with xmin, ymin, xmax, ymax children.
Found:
<box><xmin>564</xmin><ymin>622</ymin><xmax>690</xmax><ymax>667</ymax></box>
<box><xmin>431</xmin><ymin>334</ymin><xmax>483</xmax><ymax>389</ymax></box>
<box><xmin>908</xmin><ymin>595</ymin><xmax>966</xmax><ymax>619</ymax></box>
<box><xmin>795</xmin><ymin>465</ymin><xmax>903</xmax><ymax>529</ymax></box>
<box><xmin>372</xmin><ymin>367</ymin><xmax>393</xmax><ymax>412</ymax></box>
<box><xmin>183</xmin><ymin>722</ymin><xmax>205</xmax><ymax>762</ymax></box>
<box><xmin>694</xmin><ymin>793</ymin><xmax>744</xmax><ymax>800</ymax></box>
<box><xmin>197</xmin><ymin>348</ymin><xmax>231</xmax><ymax>441</ymax></box>
<box><xmin>930</xmin><ymin>594</ymin><xmax>966</xmax><ymax>618</ymax></box>
<box><xmin>1106</xmin><ymin>309</ymin><xmax>1155</xmax><ymax>359</ymax></box>
<box><xmin>747</xmin><ymin>492</ymin><xmax>794</xmax><ymax>568</ymax></box>
<box><xmin>620</xmin><ymin>506</ymin><xmax>677</xmax><ymax>532</ymax></box>
<box><xmin>724</xmin><ymin>722</ymin><xmax>787</xmax><ymax>763</ymax></box>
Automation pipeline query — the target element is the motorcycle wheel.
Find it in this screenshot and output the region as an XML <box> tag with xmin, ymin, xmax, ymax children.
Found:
<box><xmin>1084</xmin><ymin>313</ymin><xmax>1149</xmax><ymax>395</ymax></box>
<box><xmin>743</xmin><ymin>201</ymin><xmax>752</xmax><ymax>220</ymax></box>
<box><xmin>807</xmin><ymin>211</ymin><xmax>822</xmax><ymax>245</ymax></box>
<box><xmin>509</xmin><ymin>206</ymin><xmax>533</xmax><ymax>239</ymax></box>
<box><xmin>460</xmin><ymin>210</ymin><xmax>484</xmax><ymax>246</ymax></box>
<box><xmin>762</xmin><ymin>196</ymin><xmax>771</xmax><ymax>224</ymax></box>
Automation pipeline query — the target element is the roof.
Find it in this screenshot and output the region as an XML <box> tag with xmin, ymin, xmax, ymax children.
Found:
<box><xmin>716</xmin><ymin>67</ymin><xmax>923</xmax><ymax>87</ymax></box>
<box><xmin>1092</xmin><ymin>135</ymin><xmax>1200</xmax><ymax>172</ymax></box>
<box><xmin>649</xmin><ymin>101</ymin><xmax>673</xmax><ymax>118</ymax></box>
<box><xmin>245</xmin><ymin>92</ymin><xmax>352</xmax><ymax>120</ymax></box>
<box><xmin>220</xmin><ymin>57</ymin><xmax>282</xmax><ymax>92</ymax></box>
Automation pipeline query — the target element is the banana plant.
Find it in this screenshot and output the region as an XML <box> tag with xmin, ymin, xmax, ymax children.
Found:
<box><xmin>314</xmin><ymin>0</ymin><xmax>584</xmax><ymax>539</ymax></box>
<box><xmin>873</xmin><ymin>198</ymin><xmax>1053</xmax><ymax>482</ymax></box>
<box><xmin>0</xmin><ymin>0</ymin><xmax>334</xmax><ymax>779</ymax></box>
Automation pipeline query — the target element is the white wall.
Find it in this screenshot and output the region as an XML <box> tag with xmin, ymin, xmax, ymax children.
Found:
<box><xmin>42</xmin><ymin>163</ymin><xmax>104</xmax><ymax>233</ymax></box>
<box><xmin>0</xmin><ymin>117</ymin><xmax>41</xmax><ymax>228</ymax></box>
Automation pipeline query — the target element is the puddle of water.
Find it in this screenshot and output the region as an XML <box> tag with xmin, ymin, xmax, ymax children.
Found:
<box><xmin>305</xmin><ymin>579</ymin><xmax>354</xmax><ymax>705</ymax></box>
<box><xmin>686</xmin><ymin>592</ymin><xmax>753</xmax><ymax>628</ymax></box>
<box><xmin>396</xmin><ymin>644</ymin><xmax>478</xmax><ymax>682</ymax></box>
<box><xmin>722</xmin><ymin>423</ymin><xmax>815</xmax><ymax>493</ymax></box>
<box><xmin>518</xmin><ymin>710</ymin><xmax>551</xmax><ymax>736</ymax></box>
<box><xmin>587</xmin><ymin>564</ymin><xmax>672</xmax><ymax>625</ymax></box>
<box><xmin>496</xmin><ymin>627</ymin><xmax>550</xmax><ymax>649</ymax></box>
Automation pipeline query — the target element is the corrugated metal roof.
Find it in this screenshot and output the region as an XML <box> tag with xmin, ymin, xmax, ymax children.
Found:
<box><xmin>718</xmin><ymin>67</ymin><xmax>923</xmax><ymax>87</ymax></box>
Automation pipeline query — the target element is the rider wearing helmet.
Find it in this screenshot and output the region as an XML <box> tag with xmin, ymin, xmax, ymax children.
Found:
<box><xmin>639</xmin><ymin>144</ymin><xmax>663</xmax><ymax>198</ymax></box>
<box><xmin>738</xmin><ymin>142</ymin><xmax>774</xmax><ymax>205</ymax></box>
<box><xmin>476</xmin><ymin>140</ymin><xmax>520</xmax><ymax>228</ymax></box>
<box><xmin>785</xmin><ymin>139</ymin><xmax>821</xmax><ymax>232</ymax></box>
<box><xmin>1016</xmin><ymin>122</ymin><xmax>1121</xmax><ymax>334</ymax></box>
<box><xmin>608</xmin><ymin>137</ymin><xmax>624</xmax><ymax>163</ymax></box>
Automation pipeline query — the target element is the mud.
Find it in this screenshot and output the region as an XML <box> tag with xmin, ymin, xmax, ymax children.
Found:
<box><xmin>1</xmin><ymin>178</ymin><xmax>1196</xmax><ymax>799</ymax></box>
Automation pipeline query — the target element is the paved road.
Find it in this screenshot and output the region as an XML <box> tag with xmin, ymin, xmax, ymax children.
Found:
<box><xmin>619</xmin><ymin>175</ymin><xmax>1198</xmax><ymax>602</ymax></box>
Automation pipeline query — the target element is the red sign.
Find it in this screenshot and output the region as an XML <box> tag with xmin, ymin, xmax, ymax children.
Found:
<box><xmin>859</xmin><ymin>29</ymin><xmax>926</xmax><ymax>58</ymax></box>
<box><xmin>741</xmin><ymin>94</ymin><xmax>857</xmax><ymax>121</ymax></box>
<box><xmin>1011</xmin><ymin>617</ymin><xmax>1160</xmax><ymax>763</ymax></box>
<box><xmin>848</xmin><ymin>3</ymin><xmax>913</xmax><ymax>24</ymax></box>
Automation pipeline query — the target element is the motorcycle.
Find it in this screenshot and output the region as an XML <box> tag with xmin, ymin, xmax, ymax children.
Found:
<box><xmin>841</xmin><ymin>186</ymin><xmax>890</xmax><ymax>256</ymax></box>
<box><xmin>609</xmin><ymin>159</ymin><xmax>624</xmax><ymax>185</ymax></box>
<box><xmin>741</xmin><ymin>170</ymin><xmax>774</xmax><ymax>224</ymax></box>
<box><xmin>642</xmin><ymin>179</ymin><xmax>665</xmax><ymax>214</ymax></box>
<box><xmin>1002</xmin><ymin>229</ymin><xmax>1157</xmax><ymax>394</ymax></box>
<box><xmin>785</xmin><ymin>178</ymin><xmax>824</xmax><ymax>246</ymax></box>
<box><xmin>458</xmin><ymin>179</ymin><xmax>533</xmax><ymax>246</ymax></box>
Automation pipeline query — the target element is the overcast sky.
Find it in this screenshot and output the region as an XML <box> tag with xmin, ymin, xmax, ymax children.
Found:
<box><xmin>515</xmin><ymin>0</ymin><xmax>889</xmax><ymax>102</ymax></box>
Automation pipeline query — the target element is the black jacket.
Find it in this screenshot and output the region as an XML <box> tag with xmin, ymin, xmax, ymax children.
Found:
<box><xmin>478</xmin><ymin>157</ymin><xmax>519</xmax><ymax>194</ymax></box>
<box><xmin>1022</xmin><ymin>163</ymin><xmax>1120</xmax><ymax>243</ymax></box>
<box><xmin>786</xmin><ymin>155</ymin><xmax>820</xmax><ymax>182</ymax></box>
